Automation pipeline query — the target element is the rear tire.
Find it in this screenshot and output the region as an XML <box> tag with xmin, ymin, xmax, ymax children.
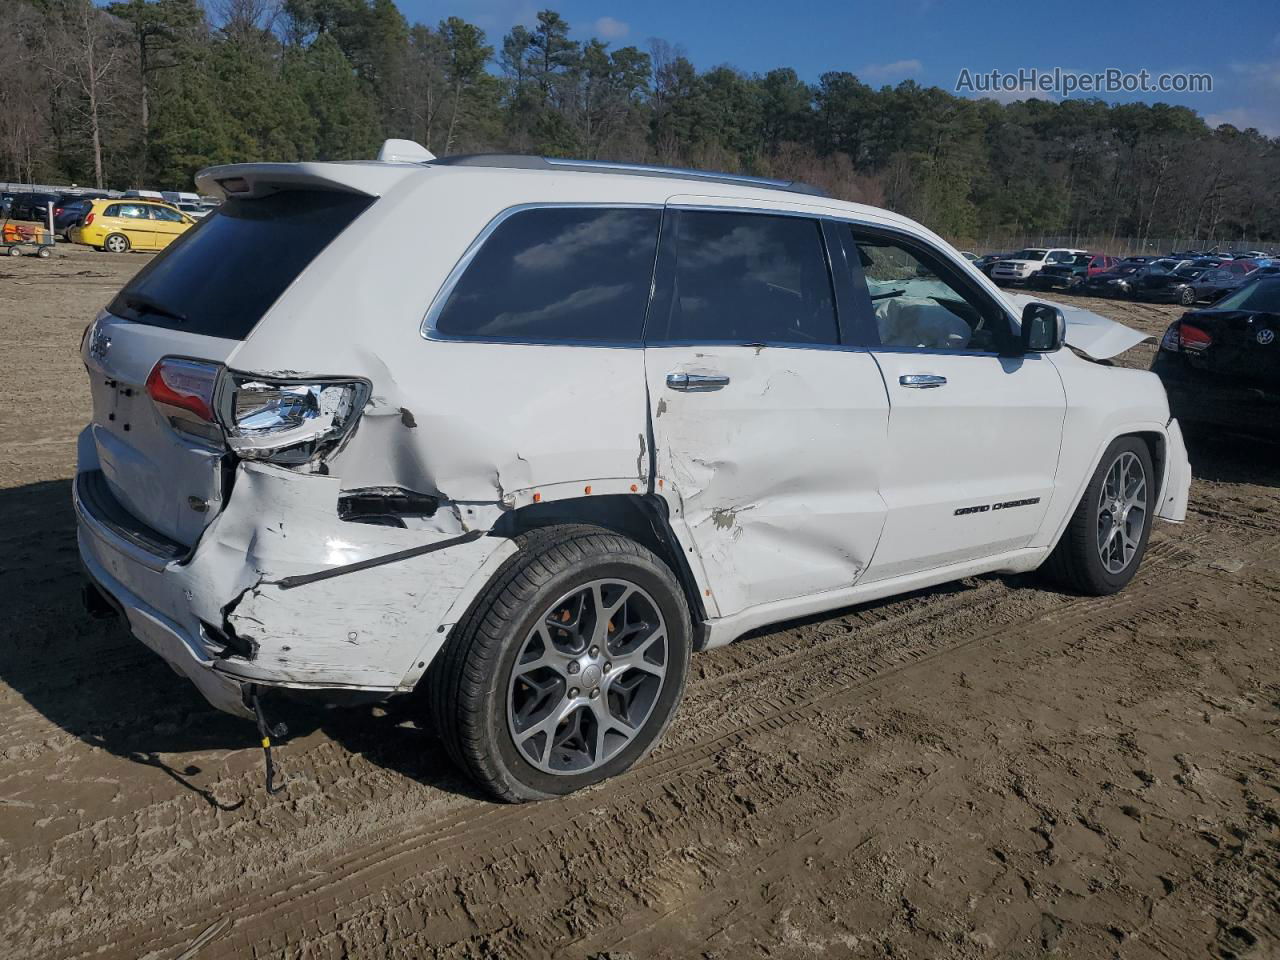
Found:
<box><xmin>429</xmin><ymin>524</ymin><xmax>692</xmax><ymax>802</ymax></box>
<box><xmin>104</xmin><ymin>233</ymin><xmax>129</xmax><ymax>254</ymax></box>
<box><xmin>1179</xmin><ymin>286</ymin><xmax>1196</xmax><ymax>305</ymax></box>
<box><xmin>1042</xmin><ymin>436</ymin><xmax>1154</xmax><ymax>595</ymax></box>
<box><xmin>6</xmin><ymin>246</ymin><xmax>20</xmax><ymax>258</ymax></box>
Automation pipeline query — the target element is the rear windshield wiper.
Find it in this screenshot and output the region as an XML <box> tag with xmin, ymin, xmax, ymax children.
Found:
<box><xmin>120</xmin><ymin>293</ymin><xmax>187</xmax><ymax>324</ymax></box>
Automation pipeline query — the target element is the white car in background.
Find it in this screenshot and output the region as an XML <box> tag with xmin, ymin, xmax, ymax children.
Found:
<box><xmin>75</xmin><ymin>144</ymin><xmax>1191</xmax><ymax>801</ymax></box>
<box><xmin>992</xmin><ymin>247</ymin><xmax>1089</xmax><ymax>285</ymax></box>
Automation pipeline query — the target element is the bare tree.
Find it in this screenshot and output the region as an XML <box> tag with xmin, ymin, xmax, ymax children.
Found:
<box><xmin>44</xmin><ymin>0</ymin><xmax>130</xmax><ymax>188</ymax></box>
<box><xmin>0</xmin><ymin>3</ymin><xmax>50</xmax><ymax>184</ymax></box>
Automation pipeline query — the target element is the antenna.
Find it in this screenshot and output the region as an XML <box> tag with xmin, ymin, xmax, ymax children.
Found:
<box><xmin>377</xmin><ymin>139</ymin><xmax>436</xmax><ymax>164</ymax></box>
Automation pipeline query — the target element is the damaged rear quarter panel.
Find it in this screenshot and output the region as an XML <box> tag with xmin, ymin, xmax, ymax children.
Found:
<box><xmin>225</xmin><ymin>172</ymin><xmax>654</xmax><ymax>506</ymax></box>
<box><xmin>197</xmin><ymin>462</ymin><xmax>511</xmax><ymax>689</ymax></box>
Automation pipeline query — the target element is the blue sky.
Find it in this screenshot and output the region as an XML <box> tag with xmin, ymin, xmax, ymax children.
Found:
<box><xmin>393</xmin><ymin>0</ymin><xmax>1280</xmax><ymax>134</ymax></box>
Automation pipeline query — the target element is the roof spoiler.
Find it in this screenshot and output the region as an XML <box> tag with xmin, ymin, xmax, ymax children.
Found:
<box><xmin>195</xmin><ymin>161</ymin><xmax>419</xmax><ymax>201</ymax></box>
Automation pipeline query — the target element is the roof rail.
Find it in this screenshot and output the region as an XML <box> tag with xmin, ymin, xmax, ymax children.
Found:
<box><xmin>426</xmin><ymin>154</ymin><xmax>829</xmax><ymax>198</ymax></box>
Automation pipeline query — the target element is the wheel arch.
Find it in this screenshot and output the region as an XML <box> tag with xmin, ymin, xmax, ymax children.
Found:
<box><xmin>490</xmin><ymin>494</ymin><xmax>711</xmax><ymax>647</ymax></box>
<box><xmin>1041</xmin><ymin>419</ymin><xmax>1171</xmax><ymax>555</ymax></box>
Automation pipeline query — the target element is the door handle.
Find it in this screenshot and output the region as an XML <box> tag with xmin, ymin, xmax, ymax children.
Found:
<box><xmin>899</xmin><ymin>374</ymin><xmax>947</xmax><ymax>389</ymax></box>
<box><xmin>666</xmin><ymin>372</ymin><xmax>731</xmax><ymax>392</ymax></box>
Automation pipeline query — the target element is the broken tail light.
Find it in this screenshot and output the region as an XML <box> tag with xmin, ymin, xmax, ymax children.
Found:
<box><xmin>219</xmin><ymin>375</ymin><xmax>370</xmax><ymax>465</ymax></box>
<box><xmin>146</xmin><ymin>357</ymin><xmax>222</xmax><ymax>445</ymax></box>
<box><xmin>1178</xmin><ymin>323</ymin><xmax>1213</xmax><ymax>353</ymax></box>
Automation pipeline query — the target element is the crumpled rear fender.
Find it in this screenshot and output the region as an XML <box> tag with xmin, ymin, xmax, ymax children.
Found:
<box><xmin>196</xmin><ymin>461</ymin><xmax>515</xmax><ymax>691</ymax></box>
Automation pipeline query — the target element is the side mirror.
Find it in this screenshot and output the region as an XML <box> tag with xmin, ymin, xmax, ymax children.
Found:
<box><xmin>1020</xmin><ymin>302</ymin><xmax>1066</xmax><ymax>353</ymax></box>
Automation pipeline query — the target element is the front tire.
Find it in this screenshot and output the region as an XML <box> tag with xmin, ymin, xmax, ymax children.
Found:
<box><xmin>1179</xmin><ymin>286</ymin><xmax>1196</xmax><ymax>305</ymax></box>
<box><xmin>429</xmin><ymin>524</ymin><xmax>692</xmax><ymax>802</ymax></box>
<box><xmin>1043</xmin><ymin>437</ymin><xmax>1154</xmax><ymax>595</ymax></box>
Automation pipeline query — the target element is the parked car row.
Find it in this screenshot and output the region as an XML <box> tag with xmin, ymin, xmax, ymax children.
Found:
<box><xmin>2</xmin><ymin>189</ymin><xmax>219</xmax><ymax>249</ymax></box>
<box><xmin>983</xmin><ymin>246</ymin><xmax>1278</xmax><ymax>306</ymax></box>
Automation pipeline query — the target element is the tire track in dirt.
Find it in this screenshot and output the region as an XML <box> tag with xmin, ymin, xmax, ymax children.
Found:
<box><xmin>43</xmin><ymin>538</ymin><xmax>1226</xmax><ymax>960</ymax></box>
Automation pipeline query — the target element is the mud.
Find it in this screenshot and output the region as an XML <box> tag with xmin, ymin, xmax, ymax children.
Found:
<box><xmin>0</xmin><ymin>247</ymin><xmax>1276</xmax><ymax>959</ymax></box>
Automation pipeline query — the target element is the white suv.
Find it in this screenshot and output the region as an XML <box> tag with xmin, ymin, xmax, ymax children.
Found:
<box><xmin>75</xmin><ymin>147</ymin><xmax>1191</xmax><ymax>801</ymax></box>
<box><xmin>992</xmin><ymin>247</ymin><xmax>1089</xmax><ymax>285</ymax></box>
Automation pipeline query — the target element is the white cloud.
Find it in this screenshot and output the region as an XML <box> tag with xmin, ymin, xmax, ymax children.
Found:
<box><xmin>1204</xmin><ymin>106</ymin><xmax>1280</xmax><ymax>137</ymax></box>
<box><xmin>593</xmin><ymin>16</ymin><xmax>630</xmax><ymax>40</ymax></box>
<box><xmin>859</xmin><ymin>59</ymin><xmax>923</xmax><ymax>83</ymax></box>
<box><xmin>1229</xmin><ymin>60</ymin><xmax>1280</xmax><ymax>90</ymax></box>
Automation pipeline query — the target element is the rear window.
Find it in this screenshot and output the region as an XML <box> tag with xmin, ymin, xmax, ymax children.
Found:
<box><xmin>108</xmin><ymin>189</ymin><xmax>373</xmax><ymax>339</ymax></box>
<box><xmin>1215</xmin><ymin>278</ymin><xmax>1280</xmax><ymax>313</ymax></box>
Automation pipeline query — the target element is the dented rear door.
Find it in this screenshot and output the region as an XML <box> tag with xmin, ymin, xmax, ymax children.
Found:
<box><xmin>644</xmin><ymin>205</ymin><xmax>890</xmax><ymax>618</ymax></box>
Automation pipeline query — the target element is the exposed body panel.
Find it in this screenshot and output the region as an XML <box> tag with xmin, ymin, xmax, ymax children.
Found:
<box><xmin>646</xmin><ymin>344</ymin><xmax>890</xmax><ymax>617</ymax></box>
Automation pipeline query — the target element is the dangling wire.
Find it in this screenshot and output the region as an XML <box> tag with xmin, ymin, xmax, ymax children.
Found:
<box><xmin>250</xmin><ymin>687</ymin><xmax>287</xmax><ymax>796</ymax></box>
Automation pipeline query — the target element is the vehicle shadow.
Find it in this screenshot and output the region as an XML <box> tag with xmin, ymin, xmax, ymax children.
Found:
<box><xmin>0</xmin><ymin>479</ymin><xmax>480</xmax><ymax>807</ymax></box>
<box><xmin>1182</xmin><ymin>426</ymin><xmax>1280</xmax><ymax>488</ymax></box>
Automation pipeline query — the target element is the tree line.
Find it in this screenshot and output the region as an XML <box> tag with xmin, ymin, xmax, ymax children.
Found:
<box><xmin>3</xmin><ymin>0</ymin><xmax>1277</xmax><ymax>244</ymax></box>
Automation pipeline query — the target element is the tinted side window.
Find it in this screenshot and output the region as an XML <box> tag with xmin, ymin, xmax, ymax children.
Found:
<box><xmin>434</xmin><ymin>207</ymin><xmax>660</xmax><ymax>341</ymax></box>
<box><xmin>848</xmin><ymin>228</ymin><xmax>1012</xmax><ymax>353</ymax></box>
<box><xmin>150</xmin><ymin>205</ymin><xmax>184</xmax><ymax>222</ymax></box>
<box><xmin>104</xmin><ymin>204</ymin><xmax>120</xmax><ymax>217</ymax></box>
<box><xmin>652</xmin><ymin>210</ymin><xmax>837</xmax><ymax>345</ymax></box>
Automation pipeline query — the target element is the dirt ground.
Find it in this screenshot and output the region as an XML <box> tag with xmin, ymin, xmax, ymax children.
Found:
<box><xmin>1</xmin><ymin>244</ymin><xmax>1277</xmax><ymax>960</ymax></box>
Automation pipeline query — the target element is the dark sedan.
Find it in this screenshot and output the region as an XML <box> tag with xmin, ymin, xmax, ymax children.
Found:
<box><xmin>1078</xmin><ymin>263</ymin><xmax>1145</xmax><ymax>297</ymax></box>
<box><xmin>1134</xmin><ymin>267</ymin><xmax>1206</xmax><ymax>305</ymax></box>
<box><xmin>7</xmin><ymin>192</ymin><xmax>61</xmax><ymax>223</ymax></box>
<box><xmin>1152</xmin><ymin>277</ymin><xmax>1280</xmax><ymax>442</ymax></box>
<box><xmin>1186</xmin><ymin>267</ymin><xmax>1249</xmax><ymax>303</ymax></box>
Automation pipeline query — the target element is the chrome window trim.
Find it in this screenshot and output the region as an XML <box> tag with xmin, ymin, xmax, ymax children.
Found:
<box><xmin>419</xmin><ymin>201</ymin><xmax>663</xmax><ymax>347</ymax></box>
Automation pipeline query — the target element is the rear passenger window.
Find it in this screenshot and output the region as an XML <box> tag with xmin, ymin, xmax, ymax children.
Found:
<box><xmin>433</xmin><ymin>207</ymin><xmax>660</xmax><ymax>341</ymax></box>
<box><xmin>651</xmin><ymin>210</ymin><xmax>837</xmax><ymax>345</ymax></box>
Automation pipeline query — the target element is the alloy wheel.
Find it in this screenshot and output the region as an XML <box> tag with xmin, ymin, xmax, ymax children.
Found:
<box><xmin>507</xmin><ymin>578</ymin><xmax>668</xmax><ymax>775</ymax></box>
<box><xmin>1096</xmin><ymin>451</ymin><xmax>1147</xmax><ymax>574</ymax></box>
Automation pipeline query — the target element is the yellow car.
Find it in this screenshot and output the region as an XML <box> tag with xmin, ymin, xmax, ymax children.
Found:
<box><xmin>70</xmin><ymin>199</ymin><xmax>196</xmax><ymax>253</ymax></box>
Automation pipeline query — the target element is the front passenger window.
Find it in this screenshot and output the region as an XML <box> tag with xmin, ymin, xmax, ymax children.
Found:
<box><xmin>850</xmin><ymin>232</ymin><xmax>1011</xmax><ymax>353</ymax></box>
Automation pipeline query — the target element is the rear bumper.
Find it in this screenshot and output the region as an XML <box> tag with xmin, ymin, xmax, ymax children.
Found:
<box><xmin>78</xmin><ymin>531</ymin><xmax>253</xmax><ymax>718</ymax></box>
<box><xmin>74</xmin><ymin>428</ymin><xmax>513</xmax><ymax>716</ymax></box>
